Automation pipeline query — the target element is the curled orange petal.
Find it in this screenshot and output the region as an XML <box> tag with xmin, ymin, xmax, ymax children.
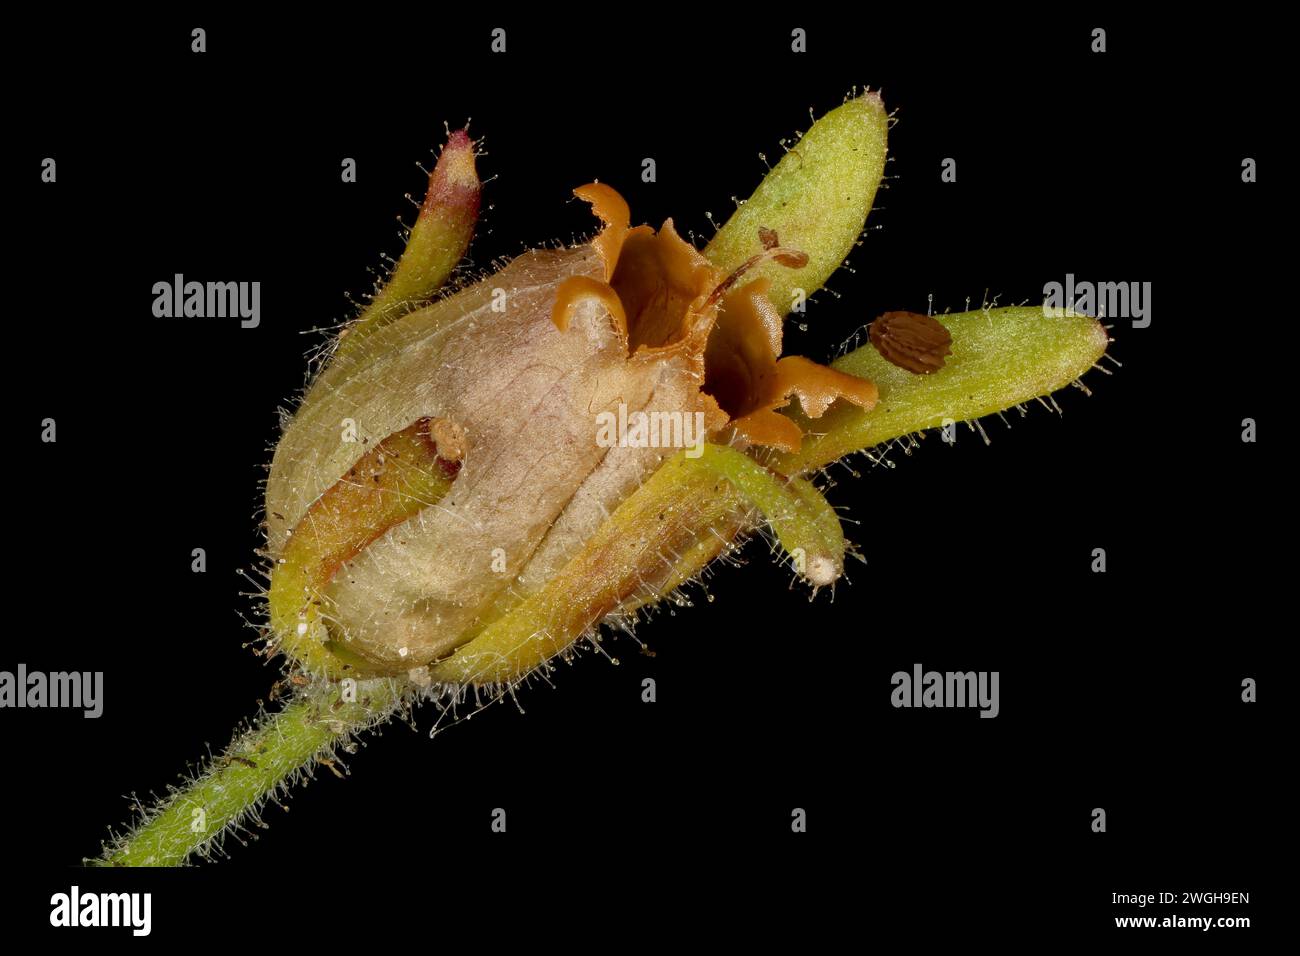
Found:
<box><xmin>705</xmin><ymin>278</ymin><xmax>876</xmax><ymax>450</ymax></box>
<box><xmin>726</xmin><ymin>406</ymin><xmax>807</xmax><ymax>452</ymax></box>
<box><xmin>551</xmin><ymin>275</ymin><xmax>629</xmax><ymax>342</ymax></box>
<box><xmin>771</xmin><ymin>355</ymin><xmax>880</xmax><ymax>419</ymax></box>
<box><xmin>573</xmin><ymin>183</ymin><xmax>630</xmax><ymax>281</ymax></box>
<box><xmin>552</xmin><ymin>185</ymin><xmax>877</xmax><ymax>455</ymax></box>
<box><xmin>612</xmin><ymin>218</ymin><xmax>721</xmax><ymax>356</ymax></box>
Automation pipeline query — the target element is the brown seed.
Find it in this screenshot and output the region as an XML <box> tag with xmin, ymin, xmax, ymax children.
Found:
<box><xmin>869</xmin><ymin>311</ymin><xmax>953</xmax><ymax>374</ymax></box>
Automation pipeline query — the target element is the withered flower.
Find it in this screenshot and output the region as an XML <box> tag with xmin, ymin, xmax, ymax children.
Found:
<box><xmin>268</xmin><ymin>174</ymin><xmax>878</xmax><ymax>676</ymax></box>
<box><xmin>101</xmin><ymin>92</ymin><xmax>1109</xmax><ymax>865</ymax></box>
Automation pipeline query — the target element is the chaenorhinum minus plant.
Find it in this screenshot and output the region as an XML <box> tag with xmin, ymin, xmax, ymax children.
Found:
<box><xmin>96</xmin><ymin>91</ymin><xmax>1111</xmax><ymax>865</ymax></box>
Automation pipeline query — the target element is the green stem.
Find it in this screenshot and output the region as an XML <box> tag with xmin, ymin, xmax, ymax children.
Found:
<box><xmin>97</xmin><ymin>679</ymin><xmax>403</xmax><ymax>866</ymax></box>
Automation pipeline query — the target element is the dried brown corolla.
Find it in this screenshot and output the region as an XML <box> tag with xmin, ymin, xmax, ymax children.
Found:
<box><xmin>267</xmin><ymin>171</ymin><xmax>878</xmax><ymax>678</ymax></box>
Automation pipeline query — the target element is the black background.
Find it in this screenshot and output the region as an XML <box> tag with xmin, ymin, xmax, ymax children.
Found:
<box><xmin>6</xmin><ymin>11</ymin><xmax>1280</xmax><ymax>944</ymax></box>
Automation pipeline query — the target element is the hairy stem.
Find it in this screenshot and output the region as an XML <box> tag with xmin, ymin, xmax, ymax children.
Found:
<box><xmin>98</xmin><ymin>680</ymin><xmax>402</xmax><ymax>866</ymax></box>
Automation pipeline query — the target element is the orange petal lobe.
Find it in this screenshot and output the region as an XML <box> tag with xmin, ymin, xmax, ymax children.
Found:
<box><xmin>551</xmin><ymin>275</ymin><xmax>629</xmax><ymax>342</ymax></box>
<box><xmin>573</xmin><ymin>183</ymin><xmax>630</xmax><ymax>281</ymax></box>
<box><xmin>704</xmin><ymin>278</ymin><xmax>876</xmax><ymax>450</ymax></box>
